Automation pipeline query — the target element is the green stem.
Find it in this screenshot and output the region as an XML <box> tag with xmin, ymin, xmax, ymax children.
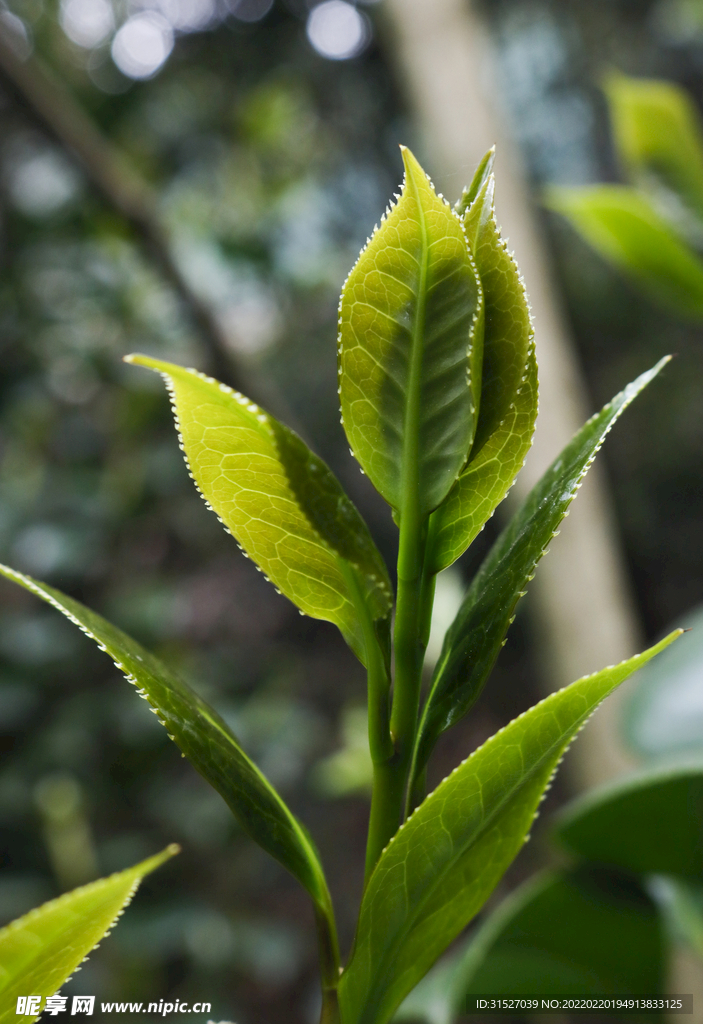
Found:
<box><xmin>388</xmin><ymin>508</ymin><xmax>429</xmax><ymax>825</ymax></box>
<box><xmin>339</xmin><ymin>562</ymin><xmax>395</xmax><ymax>883</ymax></box>
<box><xmin>365</xmin><ymin>752</ymin><xmax>402</xmax><ymax>883</ymax></box>
<box><xmin>315</xmin><ymin>902</ymin><xmax>341</xmax><ymax>1024</ymax></box>
<box><xmin>320</xmin><ymin>987</ymin><xmax>341</xmax><ymax>1024</ymax></box>
<box><xmin>403</xmin><ymin>555</ymin><xmax>438</xmax><ymax>818</ymax></box>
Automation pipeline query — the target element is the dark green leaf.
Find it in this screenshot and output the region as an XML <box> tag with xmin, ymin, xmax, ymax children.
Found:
<box><xmin>545</xmin><ymin>185</ymin><xmax>703</xmax><ymax>319</ymax></box>
<box><xmin>0</xmin><ymin>565</ymin><xmax>335</xmax><ymax>924</ymax></box>
<box><xmin>338</xmin><ymin>147</ymin><xmax>484</xmax><ymax>516</ymax></box>
<box><xmin>460</xmin><ymin>867</ymin><xmax>664</xmax><ymax>998</ymax></box>
<box><xmin>0</xmin><ymin>846</ymin><xmax>178</xmax><ymax>1024</ymax></box>
<box><xmin>428</xmin><ymin>166</ymin><xmax>537</xmax><ymax>573</ymax></box>
<box><xmin>413</xmin><ymin>358</ymin><xmax>669</xmax><ymax>785</ymax></box>
<box><xmin>395</xmin><ymin>868</ymin><xmax>665</xmax><ymax>1023</ymax></box>
<box><xmin>607</xmin><ymin>73</ymin><xmax>703</xmax><ymax>224</ymax></box>
<box><xmin>556</xmin><ymin>757</ymin><xmax>703</xmax><ymax>880</ymax></box>
<box><xmin>125</xmin><ymin>355</ymin><xmax>391</xmax><ymax>667</ymax></box>
<box><xmin>338</xmin><ymin>632</ymin><xmax>680</xmax><ymax>1024</ymax></box>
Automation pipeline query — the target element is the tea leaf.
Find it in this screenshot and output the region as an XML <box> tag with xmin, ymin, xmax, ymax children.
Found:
<box><xmin>545</xmin><ymin>185</ymin><xmax>703</xmax><ymax>319</ymax></box>
<box><xmin>0</xmin><ymin>565</ymin><xmax>335</xmax><ymax>922</ymax></box>
<box><xmin>428</xmin><ymin>167</ymin><xmax>536</xmax><ymax>573</ymax></box>
<box><xmin>427</xmin><ymin>345</ymin><xmax>536</xmax><ymax>575</ymax></box>
<box><xmin>455</xmin><ymin>147</ymin><xmax>495</xmax><ymax>215</ymax></box>
<box><xmin>395</xmin><ymin>867</ymin><xmax>664</xmax><ymax>1022</ymax></box>
<box><xmin>556</xmin><ymin>757</ymin><xmax>703</xmax><ymax>879</ymax></box>
<box><xmin>607</xmin><ymin>73</ymin><xmax>703</xmax><ymax>222</ymax></box>
<box><xmin>459</xmin><ymin>867</ymin><xmax>663</xmax><ymax>1000</ymax></box>
<box><xmin>338</xmin><ymin>632</ymin><xmax>680</xmax><ymax>1024</ymax></box>
<box><xmin>461</xmin><ymin>167</ymin><xmax>534</xmax><ymax>454</ymax></box>
<box><xmin>412</xmin><ymin>358</ymin><xmax>669</xmax><ymax>785</ymax></box>
<box><xmin>124</xmin><ymin>355</ymin><xmax>391</xmax><ymax>667</ymax></box>
<box><xmin>0</xmin><ymin>846</ymin><xmax>178</xmax><ymax>1024</ymax></box>
<box><xmin>338</xmin><ymin>147</ymin><xmax>483</xmax><ymax>515</ymax></box>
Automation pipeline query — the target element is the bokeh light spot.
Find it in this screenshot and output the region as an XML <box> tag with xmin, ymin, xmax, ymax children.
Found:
<box><xmin>111</xmin><ymin>13</ymin><xmax>174</xmax><ymax>79</ymax></box>
<box><xmin>228</xmin><ymin>0</ymin><xmax>274</xmax><ymax>23</ymax></box>
<box><xmin>152</xmin><ymin>0</ymin><xmax>220</xmax><ymax>33</ymax></box>
<box><xmin>60</xmin><ymin>0</ymin><xmax>114</xmax><ymax>48</ymax></box>
<box><xmin>306</xmin><ymin>1</ymin><xmax>369</xmax><ymax>60</ymax></box>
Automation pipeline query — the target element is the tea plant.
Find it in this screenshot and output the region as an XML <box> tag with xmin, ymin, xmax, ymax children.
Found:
<box><xmin>547</xmin><ymin>73</ymin><xmax>703</xmax><ymax>319</ymax></box>
<box><xmin>0</xmin><ymin>148</ymin><xmax>680</xmax><ymax>1023</ymax></box>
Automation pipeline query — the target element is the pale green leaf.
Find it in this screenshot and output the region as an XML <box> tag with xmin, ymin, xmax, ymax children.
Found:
<box><xmin>607</xmin><ymin>73</ymin><xmax>703</xmax><ymax>224</ymax></box>
<box><xmin>428</xmin><ymin>162</ymin><xmax>536</xmax><ymax>573</ymax></box>
<box><xmin>338</xmin><ymin>632</ymin><xmax>680</xmax><ymax>1024</ymax></box>
<box><xmin>650</xmin><ymin>876</ymin><xmax>703</xmax><ymax>959</ymax></box>
<box><xmin>556</xmin><ymin>756</ymin><xmax>703</xmax><ymax>879</ymax></box>
<box><xmin>0</xmin><ymin>846</ymin><xmax>178</xmax><ymax>1024</ymax></box>
<box><xmin>623</xmin><ymin>604</ymin><xmax>703</xmax><ymax>758</ymax></box>
<box><xmin>0</xmin><ymin>565</ymin><xmax>335</xmax><ymax>926</ymax></box>
<box><xmin>412</xmin><ymin>358</ymin><xmax>669</xmax><ymax>787</ymax></box>
<box><xmin>124</xmin><ymin>355</ymin><xmax>391</xmax><ymax>667</ymax></box>
<box><xmin>338</xmin><ymin>147</ymin><xmax>484</xmax><ymax>516</ymax></box>
<box><xmin>455</xmin><ymin>147</ymin><xmax>495</xmax><ymax>216</ymax></box>
<box><xmin>546</xmin><ymin>185</ymin><xmax>703</xmax><ymax>318</ymax></box>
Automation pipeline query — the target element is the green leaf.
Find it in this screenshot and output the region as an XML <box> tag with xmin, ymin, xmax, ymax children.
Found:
<box><xmin>412</xmin><ymin>358</ymin><xmax>669</xmax><ymax>785</ymax></box>
<box><xmin>124</xmin><ymin>355</ymin><xmax>391</xmax><ymax>667</ymax></box>
<box><xmin>338</xmin><ymin>147</ymin><xmax>484</xmax><ymax>516</ymax></box>
<box><xmin>623</xmin><ymin>604</ymin><xmax>703</xmax><ymax>759</ymax></box>
<box><xmin>338</xmin><ymin>631</ymin><xmax>680</xmax><ymax>1024</ymax></box>
<box><xmin>0</xmin><ymin>564</ymin><xmax>335</xmax><ymax>925</ymax></box>
<box><xmin>606</xmin><ymin>73</ymin><xmax>703</xmax><ymax>224</ymax></box>
<box><xmin>545</xmin><ymin>185</ymin><xmax>703</xmax><ymax>319</ymax></box>
<box><xmin>395</xmin><ymin>868</ymin><xmax>664</xmax><ymax>1022</ymax></box>
<box><xmin>0</xmin><ymin>846</ymin><xmax>178</xmax><ymax>1024</ymax></box>
<box><xmin>393</xmin><ymin>954</ymin><xmax>461</xmax><ymax>1024</ymax></box>
<box><xmin>455</xmin><ymin>147</ymin><xmax>495</xmax><ymax>216</ymax></box>
<box><xmin>650</xmin><ymin>876</ymin><xmax>703</xmax><ymax>959</ymax></box>
<box><xmin>428</xmin><ymin>164</ymin><xmax>537</xmax><ymax>573</ymax></box>
<box><xmin>556</xmin><ymin>756</ymin><xmax>703</xmax><ymax>880</ymax></box>
<box><xmin>461</xmin><ymin>166</ymin><xmax>534</xmax><ymax>453</ymax></box>
<box><xmin>459</xmin><ymin>868</ymin><xmax>664</xmax><ymax>999</ymax></box>
<box><xmin>426</xmin><ymin>346</ymin><xmax>537</xmax><ymax>575</ymax></box>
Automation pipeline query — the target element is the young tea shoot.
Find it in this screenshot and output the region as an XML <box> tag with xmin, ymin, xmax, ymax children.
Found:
<box><xmin>0</xmin><ymin>147</ymin><xmax>680</xmax><ymax>1024</ymax></box>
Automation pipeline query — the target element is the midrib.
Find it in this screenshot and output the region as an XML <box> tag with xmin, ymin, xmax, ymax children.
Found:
<box><xmin>399</xmin><ymin>180</ymin><xmax>429</xmax><ymax>530</ymax></box>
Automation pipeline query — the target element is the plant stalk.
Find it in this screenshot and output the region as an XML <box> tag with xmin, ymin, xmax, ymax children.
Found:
<box><xmin>315</xmin><ymin>904</ymin><xmax>341</xmax><ymax>1024</ymax></box>
<box><xmin>340</xmin><ymin>564</ymin><xmax>395</xmax><ymax>882</ymax></box>
<box><xmin>320</xmin><ymin>987</ymin><xmax>342</xmax><ymax>1024</ymax></box>
<box><xmin>388</xmin><ymin>508</ymin><xmax>429</xmax><ymax>826</ymax></box>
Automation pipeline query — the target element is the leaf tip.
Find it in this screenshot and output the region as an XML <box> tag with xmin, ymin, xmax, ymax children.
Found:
<box><xmin>399</xmin><ymin>145</ymin><xmax>429</xmax><ymax>186</ymax></box>
<box><xmin>122</xmin><ymin>353</ymin><xmax>162</xmax><ymax>373</ymax></box>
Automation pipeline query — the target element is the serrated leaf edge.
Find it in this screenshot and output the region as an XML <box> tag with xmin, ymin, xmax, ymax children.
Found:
<box><xmin>363</xmin><ymin>632</ymin><xmax>680</xmax><ymax>884</ymax></box>
<box><xmin>0</xmin><ymin>845</ymin><xmax>178</xmax><ymax>1007</ymax></box>
<box><xmin>123</xmin><ymin>358</ymin><xmax>392</xmax><ymax>616</ymax></box>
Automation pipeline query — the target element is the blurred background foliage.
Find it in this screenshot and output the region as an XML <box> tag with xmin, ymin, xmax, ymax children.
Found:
<box><xmin>0</xmin><ymin>0</ymin><xmax>702</xmax><ymax>1021</ymax></box>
